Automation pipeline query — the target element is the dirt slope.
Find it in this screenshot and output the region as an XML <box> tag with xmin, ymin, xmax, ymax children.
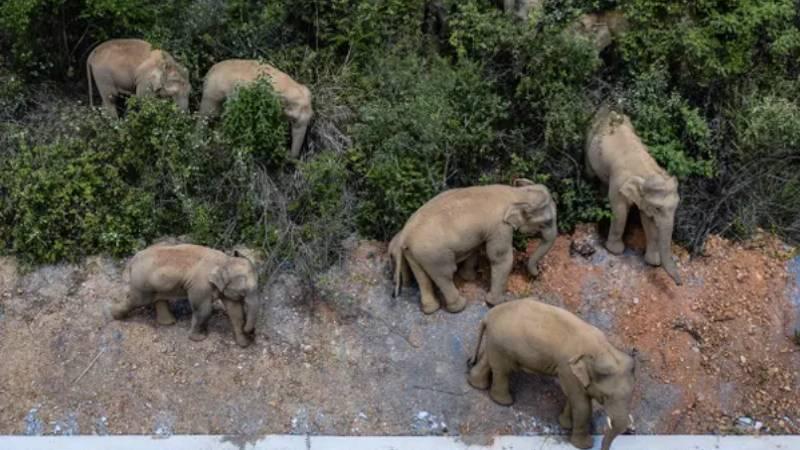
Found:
<box><xmin>0</xmin><ymin>225</ymin><xmax>798</xmax><ymax>438</ymax></box>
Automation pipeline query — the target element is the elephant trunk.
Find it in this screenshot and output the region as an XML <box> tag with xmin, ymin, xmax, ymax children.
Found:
<box><xmin>657</xmin><ymin>220</ymin><xmax>681</xmax><ymax>285</ymax></box>
<box><xmin>243</xmin><ymin>292</ymin><xmax>259</xmax><ymax>334</ymax></box>
<box><xmin>176</xmin><ymin>94</ymin><xmax>189</xmax><ymax>113</ymax></box>
<box><xmin>290</xmin><ymin>118</ymin><xmax>309</xmax><ymax>158</ymax></box>
<box><xmin>601</xmin><ymin>410</ymin><xmax>632</xmax><ymax>450</ymax></box>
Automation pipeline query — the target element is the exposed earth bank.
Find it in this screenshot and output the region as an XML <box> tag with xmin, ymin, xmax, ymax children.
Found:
<box><xmin>0</xmin><ymin>225</ymin><xmax>798</xmax><ymax>438</ymax></box>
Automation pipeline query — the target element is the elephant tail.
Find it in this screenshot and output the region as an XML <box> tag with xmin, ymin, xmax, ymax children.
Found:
<box><xmin>389</xmin><ymin>234</ymin><xmax>406</xmax><ymax>298</ymax></box>
<box><xmin>468</xmin><ymin>319</ymin><xmax>487</xmax><ymax>368</ymax></box>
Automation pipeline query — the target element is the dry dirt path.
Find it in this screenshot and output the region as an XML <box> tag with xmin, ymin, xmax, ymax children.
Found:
<box><xmin>0</xmin><ymin>225</ymin><xmax>798</xmax><ymax>437</ymax></box>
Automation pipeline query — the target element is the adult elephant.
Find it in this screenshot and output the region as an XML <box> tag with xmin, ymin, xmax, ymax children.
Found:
<box><xmin>86</xmin><ymin>39</ymin><xmax>191</xmax><ymax>117</ymax></box>
<box><xmin>468</xmin><ymin>297</ymin><xmax>635</xmax><ymax>450</ymax></box>
<box><xmin>199</xmin><ymin>59</ymin><xmax>313</xmax><ymax>158</ymax></box>
<box><xmin>389</xmin><ymin>179</ymin><xmax>557</xmax><ymax>313</ymax></box>
<box><xmin>585</xmin><ymin>106</ymin><xmax>682</xmax><ymax>285</ymax></box>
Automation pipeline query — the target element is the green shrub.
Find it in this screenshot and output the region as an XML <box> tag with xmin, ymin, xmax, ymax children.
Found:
<box><xmin>220</xmin><ymin>77</ymin><xmax>289</xmax><ymax>168</ymax></box>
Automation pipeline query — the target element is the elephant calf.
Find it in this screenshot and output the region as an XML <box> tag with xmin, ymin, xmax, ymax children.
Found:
<box><xmin>87</xmin><ymin>39</ymin><xmax>191</xmax><ymax>117</ymax></box>
<box><xmin>389</xmin><ymin>180</ymin><xmax>557</xmax><ymax>314</ymax></box>
<box><xmin>586</xmin><ymin>107</ymin><xmax>682</xmax><ymax>285</ymax></box>
<box><xmin>111</xmin><ymin>244</ymin><xmax>260</xmax><ymax>348</ymax></box>
<box><xmin>199</xmin><ymin>59</ymin><xmax>313</xmax><ymax>158</ymax></box>
<box><xmin>468</xmin><ymin>298</ymin><xmax>635</xmax><ymax>450</ymax></box>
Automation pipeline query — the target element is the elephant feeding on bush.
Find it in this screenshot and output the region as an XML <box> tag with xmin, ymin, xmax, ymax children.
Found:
<box><xmin>468</xmin><ymin>298</ymin><xmax>635</xmax><ymax>450</ymax></box>
<box><xmin>86</xmin><ymin>39</ymin><xmax>191</xmax><ymax>117</ymax></box>
<box><xmin>199</xmin><ymin>59</ymin><xmax>313</xmax><ymax>158</ymax></box>
<box><xmin>586</xmin><ymin>107</ymin><xmax>683</xmax><ymax>285</ymax></box>
<box><xmin>389</xmin><ymin>179</ymin><xmax>557</xmax><ymax>314</ymax></box>
<box><xmin>111</xmin><ymin>244</ymin><xmax>259</xmax><ymax>348</ymax></box>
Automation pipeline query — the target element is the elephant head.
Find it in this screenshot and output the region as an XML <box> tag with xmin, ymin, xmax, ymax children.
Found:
<box><xmin>209</xmin><ymin>251</ymin><xmax>260</xmax><ymax>333</ymax></box>
<box><xmin>506</xmin><ymin>179</ymin><xmax>558</xmax><ymax>276</ymax></box>
<box><xmin>620</xmin><ymin>174</ymin><xmax>682</xmax><ymax>285</ymax></box>
<box><xmin>137</xmin><ymin>51</ymin><xmax>191</xmax><ymax>113</ymax></box>
<box><xmin>570</xmin><ymin>349</ymin><xmax>635</xmax><ymax>450</ymax></box>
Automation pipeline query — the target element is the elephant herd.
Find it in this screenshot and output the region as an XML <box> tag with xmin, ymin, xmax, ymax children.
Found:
<box><xmin>98</xmin><ymin>10</ymin><xmax>670</xmax><ymax>450</ymax></box>
<box><xmin>86</xmin><ymin>39</ymin><xmax>313</xmax><ymax>157</ymax></box>
<box><xmin>109</xmin><ymin>105</ymin><xmax>679</xmax><ymax>450</ymax></box>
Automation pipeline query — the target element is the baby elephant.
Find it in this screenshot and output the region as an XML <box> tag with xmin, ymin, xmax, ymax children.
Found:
<box><xmin>389</xmin><ymin>179</ymin><xmax>557</xmax><ymax>314</ymax></box>
<box><xmin>468</xmin><ymin>298</ymin><xmax>635</xmax><ymax>450</ymax></box>
<box><xmin>111</xmin><ymin>244</ymin><xmax>259</xmax><ymax>348</ymax></box>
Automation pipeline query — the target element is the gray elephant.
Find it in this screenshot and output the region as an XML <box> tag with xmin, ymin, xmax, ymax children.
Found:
<box><xmin>389</xmin><ymin>179</ymin><xmax>557</xmax><ymax>314</ymax></box>
<box><xmin>86</xmin><ymin>39</ymin><xmax>191</xmax><ymax>117</ymax></box>
<box><xmin>110</xmin><ymin>244</ymin><xmax>259</xmax><ymax>348</ymax></box>
<box><xmin>468</xmin><ymin>298</ymin><xmax>635</xmax><ymax>450</ymax></box>
<box><xmin>199</xmin><ymin>59</ymin><xmax>313</xmax><ymax>158</ymax></box>
<box><xmin>586</xmin><ymin>107</ymin><xmax>682</xmax><ymax>285</ymax></box>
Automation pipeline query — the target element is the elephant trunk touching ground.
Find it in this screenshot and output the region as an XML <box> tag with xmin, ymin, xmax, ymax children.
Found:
<box><xmin>243</xmin><ymin>291</ymin><xmax>259</xmax><ymax>334</ymax></box>
<box><xmin>658</xmin><ymin>217</ymin><xmax>681</xmax><ymax>285</ymax></box>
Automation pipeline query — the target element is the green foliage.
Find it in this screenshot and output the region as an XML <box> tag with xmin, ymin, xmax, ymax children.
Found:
<box><xmin>351</xmin><ymin>54</ymin><xmax>507</xmax><ymax>238</ymax></box>
<box><xmin>220</xmin><ymin>78</ymin><xmax>289</xmax><ymax>168</ymax></box>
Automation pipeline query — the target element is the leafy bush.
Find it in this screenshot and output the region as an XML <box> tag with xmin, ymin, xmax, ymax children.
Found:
<box><xmin>220</xmin><ymin>77</ymin><xmax>289</xmax><ymax>168</ymax></box>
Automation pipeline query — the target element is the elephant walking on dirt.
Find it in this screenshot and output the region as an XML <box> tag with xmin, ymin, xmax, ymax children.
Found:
<box><xmin>86</xmin><ymin>39</ymin><xmax>191</xmax><ymax>117</ymax></box>
<box><xmin>585</xmin><ymin>106</ymin><xmax>682</xmax><ymax>285</ymax></box>
<box><xmin>199</xmin><ymin>59</ymin><xmax>313</xmax><ymax>158</ymax></box>
<box><xmin>389</xmin><ymin>179</ymin><xmax>557</xmax><ymax>314</ymax></box>
<box><xmin>468</xmin><ymin>298</ymin><xmax>635</xmax><ymax>450</ymax></box>
<box><xmin>111</xmin><ymin>244</ymin><xmax>260</xmax><ymax>348</ymax></box>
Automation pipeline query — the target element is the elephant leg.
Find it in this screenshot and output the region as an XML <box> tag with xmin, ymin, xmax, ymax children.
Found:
<box><xmin>110</xmin><ymin>289</ymin><xmax>153</xmax><ymax>320</ymax></box>
<box><xmin>606</xmin><ymin>194</ymin><xmax>629</xmax><ymax>255</ymax></box>
<box><xmin>92</xmin><ymin>71</ymin><xmax>120</xmax><ymax>118</ymax></box>
<box><xmin>559</xmin><ymin>402</ymin><xmax>573</xmax><ymax>429</ymax></box>
<box><xmin>488</xmin><ymin>350</ymin><xmax>514</xmax><ymax>406</ymax></box>
<box><xmin>404</xmin><ymin>252</ymin><xmax>441</xmax><ymax>314</ymax></box>
<box><xmin>421</xmin><ymin>252</ymin><xmax>466</xmax><ymax>313</ymax></box>
<box><xmin>486</xmin><ymin>238</ymin><xmax>513</xmax><ymax>306</ymax></box>
<box><xmin>640</xmin><ymin>214</ymin><xmax>661</xmax><ymax>266</ymax></box>
<box><xmin>199</xmin><ymin>94</ymin><xmax>222</xmax><ymax>118</ymax></box>
<box><xmin>567</xmin><ymin>392</ymin><xmax>593</xmax><ymax>449</ymax></box>
<box><xmin>222</xmin><ymin>299</ymin><xmax>251</xmax><ymax>348</ymax></box>
<box><xmin>188</xmin><ymin>292</ymin><xmax>213</xmax><ymax>342</ymax></box>
<box><xmin>467</xmin><ymin>347</ymin><xmax>491</xmax><ymax>390</ymax></box>
<box><xmin>154</xmin><ymin>299</ymin><xmax>176</xmax><ymax>325</ymax></box>
<box><xmin>457</xmin><ymin>251</ymin><xmax>479</xmax><ymax>281</ymax></box>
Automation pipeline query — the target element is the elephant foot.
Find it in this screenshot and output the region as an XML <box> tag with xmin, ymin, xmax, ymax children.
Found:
<box><xmin>467</xmin><ymin>371</ymin><xmax>490</xmax><ymax>390</ymax></box>
<box><xmin>605</xmin><ymin>239</ymin><xmax>625</xmax><ymax>255</ymax></box>
<box><xmin>109</xmin><ymin>304</ymin><xmax>129</xmax><ymax>320</ymax></box>
<box><xmin>156</xmin><ymin>311</ymin><xmax>177</xmax><ymax>326</ymax></box>
<box><xmin>489</xmin><ymin>388</ymin><xmax>514</xmax><ymax>406</ymax></box>
<box><xmin>485</xmin><ymin>294</ymin><xmax>503</xmax><ymax>307</ymax></box>
<box><xmin>420</xmin><ymin>299</ymin><xmax>441</xmax><ymax>315</ymax></box>
<box><xmin>234</xmin><ymin>335</ymin><xmax>252</xmax><ymax>348</ymax></box>
<box><xmin>644</xmin><ymin>250</ymin><xmax>661</xmax><ymax>266</ymax></box>
<box><xmin>189</xmin><ymin>330</ymin><xmax>208</xmax><ymax>342</ymax></box>
<box><xmin>558</xmin><ymin>410</ymin><xmax>573</xmax><ymax>429</ymax></box>
<box><xmin>526</xmin><ymin>261</ymin><xmax>540</xmax><ymax>278</ymax></box>
<box><xmin>569</xmin><ymin>433</ymin><xmax>593</xmax><ymax>450</ymax></box>
<box><xmin>445</xmin><ymin>296</ymin><xmax>467</xmax><ymax>313</ymax></box>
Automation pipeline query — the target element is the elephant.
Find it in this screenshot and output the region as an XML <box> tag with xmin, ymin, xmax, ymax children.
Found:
<box><xmin>585</xmin><ymin>106</ymin><xmax>682</xmax><ymax>285</ymax></box>
<box><xmin>86</xmin><ymin>39</ymin><xmax>191</xmax><ymax>117</ymax></box>
<box><xmin>389</xmin><ymin>179</ymin><xmax>557</xmax><ymax>314</ymax></box>
<box><xmin>498</xmin><ymin>0</ymin><xmax>543</xmax><ymax>20</ymax></box>
<box><xmin>568</xmin><ymin>10</ymin><xmax>629</xmax><ymax>52</ymax></box>
<box><xmin>199</xmin><ymin>59</ymin><xmax>313</xmax><ymax>158</ymax></box>
<box><xmin>110</xmin><ymin>244</ymin><xmax>259</xmax><ymax>348</ymax></box>
<box><xmin>468</xmin><ymin>298</ymin><xmax>635</xmax><ymax>450</ymax></box>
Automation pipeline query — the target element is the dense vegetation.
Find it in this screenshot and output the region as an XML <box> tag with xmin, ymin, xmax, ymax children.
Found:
<box><xmin>1</xmin><ymin>0</ymin><xmax>799</xmax><ymax>276</ymax></box>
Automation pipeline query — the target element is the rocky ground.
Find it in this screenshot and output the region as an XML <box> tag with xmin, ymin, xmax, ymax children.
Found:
<box><xmin>0</xmin><ymin>225</ymin><xmax>798</xmax><ymax>439</ymax></box>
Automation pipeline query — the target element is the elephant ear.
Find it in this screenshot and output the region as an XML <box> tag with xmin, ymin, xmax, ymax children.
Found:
<box><xmin>619</xmin><ymin>176</ymin><xmax>644</xmax><ymax>206</ymax></box>
<box><xmin>503</xmin><ymin>202</ymin><xmax>533</xmax><ymax>230</ymax></box>
<box><xmin>569</xmin><ymin>355</ymin><xmax>593</xmax><ymax>388</ymax></box>
<box><xmin>512</xmin><ymin>178</ymin><xmax>536</xmax><ymax>187</ymax></box>
<box><xmin>209</xmin><ymin>265</ymin><xmax>229</xmax><ymax>292</ymax></box>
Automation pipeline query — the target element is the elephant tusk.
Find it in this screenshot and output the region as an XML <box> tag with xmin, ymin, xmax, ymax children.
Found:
<box><xmin>629</xmin><ymin>414</ymin><xmax>635</xmax><ymax>430</ymax></box>
<box><xmin>606</xmin><ymin>416</ymin><xmax>612</xmax><ymax>429</ymax></box>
